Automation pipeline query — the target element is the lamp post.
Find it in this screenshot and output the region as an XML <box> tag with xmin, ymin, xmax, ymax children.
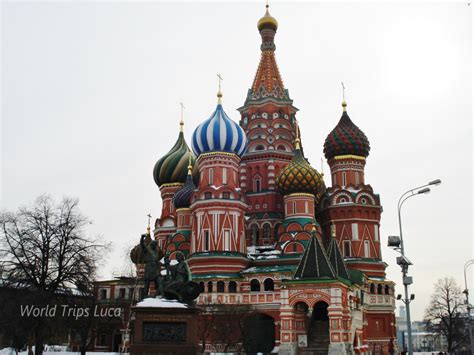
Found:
<box><xmin>464</xmin><ymin>259</ymin><xmax>474</xmax><ymax>353</ymax></box>
<box><xmin>388</xmin><ymin>179</ymin><xmax>441</xmax><ymax>355</ymax></box>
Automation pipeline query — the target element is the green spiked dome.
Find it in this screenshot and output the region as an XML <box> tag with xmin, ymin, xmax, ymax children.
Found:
<box><xmin>153</xmin><ymin>129</ymin><xmax>198</xmax><ymax>187</ymax></box>
<box><xmin>276</xmin><ymin>139</ymin><xmax>325</xmax><ymax>202</ymax></box>
<box><xmin>323</xmin><ymin>102</ymin><xmax>370</xmax><ymax>159</ymax></box>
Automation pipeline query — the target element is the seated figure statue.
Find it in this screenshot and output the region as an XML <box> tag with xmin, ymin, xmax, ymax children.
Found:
<box><xmin>163</xmin><ymin>253</ymin><xmax>199</xmax><ymax>303</ymax></box>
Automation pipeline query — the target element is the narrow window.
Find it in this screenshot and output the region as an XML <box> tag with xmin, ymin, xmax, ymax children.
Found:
<box><xmin>118</xmin><ymin>288</ymin><xmax>125</xmax><ymax>299</ymax></box>
<box><xmin>351</xmin><ymin>223</ymin><xmax>359</xmax><ymax>240</ymax></box>
<box><xmin>100</xmin><ymin>289</ymin><xmax>107</xmax><ymax>300</ymax></box>
<box><xmin>292</xmin><ymin>201</ymin><xmax>297</xmax><ymax>214</ymax></box>
<box><xmin>255</xmin><ymin>178</ymin><xmax>261</xmax><ymax>192</ymax></box>
<box><xmin>355</xmin><ymin>172</ymin><xmax>360</xmax><ymax>186</ymax></box>
<box><xmin>385</xmin><ymin>285</ymin><xmax>390</xmax><ymax>295</ymax></box>
<box><xmin>370</xmin><ymin>284</ymin><xmax>375</xmax><ymax>294</ymax></box>
<box><xmin>209</xmin><ymin>168</ymin><xmax>214</xmax><ymax>185</ymax></box>
<box><xmin>343</xmin><ymin>241</ymin><xmax>351</xmax><ymax>257</ymax></box>
<box><xmin>204</xmin><ymin>230</ymin><xmax>210</xmax><ymax>251</ymax></box>
<box><xmin>374</xmin><ymin>225</ymin><xmax>379</xmax><ymax>241</ymax></box>
<box><xmin>333</xmin><ymin>173</ymin><xmax>337</xmax><ymax>186</ymax></box>
<box><xmin>377</xmin><ymin>284</ymin><xmax>382</xmax><ymax>294</ymax></box>
<box><xmin>224</xmin><ymin>230</ymin><xmax>230</xmax><ymax>251</ymax></box>
<box><xmin>305</xmin><ymin>201</ymin><xmax>308</xmax><ymax>213</ymax></box>
<box><xmin>223</xmin><ymin>168</ymin><xmax>227</xmax><ymax>185</ymax></box>
<box><xmin>364</xmin><ymin>240</ymin><xmax>370</xmax><ymax>258</ymax></box>
<box><xmin>208</xmin><ymin>281</ymin><xmax>213</xmax><ymax>293</ymax></box>
<box><xmin>229</xmin><ymin>281</ymin><xmax>237</xmax><ymax>293</ymax></box>
<box><xmin>342</xmin><ymin>172</ymin><xmax>347</xmax><ymax>187</ymax></box>
<box><xmin>217</xmin><ymin>281</ymin><xmax>225</xmax><ymax>293</ymax></box>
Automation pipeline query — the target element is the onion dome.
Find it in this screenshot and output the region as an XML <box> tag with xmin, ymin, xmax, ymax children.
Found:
<box><xmin>192</xmin><ymin>93</ymin><xmax>248</xmax><ymax>157</ymax></box>
<box><xmin>257</xmin><ymin>4</ymin><xmax>278</xmax><ymax>31</ymax></box>
<box><xmin>153</xmin><ymin>122</ymin><xmax>198</xmax><ymax>187</ymax></box>
<box><xmin>172</xmin><ymin>162</ymin><xmax>196</xmax><ymax>209</ymax></box>
<box><xmin>276</xmin><ymin>137</ymin><xmax>325</xmax><ymax>201</ymax></box>
<box><xmin>323</xmin><ymin>101</ymin><xmax>370</xmax><ymax>159</ymax></box>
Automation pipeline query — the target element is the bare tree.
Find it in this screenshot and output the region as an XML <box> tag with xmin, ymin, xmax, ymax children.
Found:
<box><xmin>197</xmin><ymin>303</ymin><xmax>251</xmax><ymax>353</ymax></box>
<box><xmin>424</xmin><ymin>276</ymin><xmax>469</xmax><ymax>353</ymax></box>
<box><xmin>0</xmin><ymin>195</ymin><xmax>109</xmax><ymax>355</ymax></box>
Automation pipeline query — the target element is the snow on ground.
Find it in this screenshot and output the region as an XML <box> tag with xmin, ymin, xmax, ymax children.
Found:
<box><xmin>1</xmin><ymin>350</ymin><xmax>122</xmax><ymax>355</ymax></box>
<box><xmin>135</xmin><ymin>296</ymin><xmax>188</xmax><ymax>308</ymax></box>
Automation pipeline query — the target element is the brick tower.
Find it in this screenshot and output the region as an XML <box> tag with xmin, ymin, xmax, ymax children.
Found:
<box><xmin>238</xmin><ymin>5</ymin><xmax>299</xmax><ymax>247</ymax></box>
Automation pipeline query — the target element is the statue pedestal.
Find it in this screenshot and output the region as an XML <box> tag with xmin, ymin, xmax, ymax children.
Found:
<box><xmin>130</xmin><ymin>298</ymin><xmax>199</xmax><ymax>355</ymax></box>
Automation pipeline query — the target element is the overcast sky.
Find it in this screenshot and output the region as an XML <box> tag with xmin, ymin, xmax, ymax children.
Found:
<box><xmin>2</xmin><ymin>1</ymin><xmax>472</xmax><ymax>321</ymax></box>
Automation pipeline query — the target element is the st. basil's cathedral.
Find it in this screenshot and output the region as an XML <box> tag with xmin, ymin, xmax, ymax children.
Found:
<box><xmin>150</xmin><ymin>5</ymin><xmax>397</xmax><ymax>355</ymax></box>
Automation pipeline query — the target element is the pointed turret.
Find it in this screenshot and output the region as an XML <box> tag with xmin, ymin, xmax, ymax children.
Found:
<box><xmin>294</xmin><ymin>229</ymin><xmax>336</xmax><ymax>280</ymax></box>
<box><xmin>327</xmin><ymin>225</ymin><xmax>351</xmax><ymax>280</ymax></box>
<box><xmin>247</xmin><ymin>4</ymin><xmax>289</xmax><ymax>102</ymax></box>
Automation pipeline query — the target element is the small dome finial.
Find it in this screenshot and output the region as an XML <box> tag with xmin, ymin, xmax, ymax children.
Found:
<box><xmin>258</xmin><ymin>1</ymin><xmax>278</xmax><ymax>31</ymax></box>
<box><xmin>294</xmin><ymin>120</ymin><xmax>301</xmax><ymax>149</ymax></box>
<box><xmin>217</xmin><ymin>73</ymin><xmax>223</xmax><ymax>104</ymax></box>
<box><xmin>187</xmin><ymin>150</ymin><xmax>193</xmax><ymax>175</ymax></box>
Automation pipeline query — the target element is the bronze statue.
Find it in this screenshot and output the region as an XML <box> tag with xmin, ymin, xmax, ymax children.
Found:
<box><xmin>140</xmin><ymin>233</ymin><xmax>164</xmax><ymax>298</ymax></box>
<box><xmin>163</xmin><ymin>253</ymin><xmax>200</xmax><ymax>303</ymax></box>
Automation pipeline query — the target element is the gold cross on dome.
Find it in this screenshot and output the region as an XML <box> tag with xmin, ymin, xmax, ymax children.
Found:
<box><xmin>179</xmin><ymin>102</ymin><xmax>185</xmax><ymax>131</ymax></box>
<box><xmin>147</xmin><ymin>214</ymin><xmax>152</xmax><ymax>231</ymax></box>
<box><xmin>217</xmin><ymin>74</ymin><xmax>223</xmax><ymax>92</ymax></box>
<box><xmin>341</xmin><ymin>81</ymin><xmax>346</xmax><ymax>101</ymax></box>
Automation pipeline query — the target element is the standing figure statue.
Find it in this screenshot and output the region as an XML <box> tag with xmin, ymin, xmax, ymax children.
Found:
<box><xmin>140</xmin><ymin>234</ymin><xmax>164</xmax><ymax>298</ymax></box>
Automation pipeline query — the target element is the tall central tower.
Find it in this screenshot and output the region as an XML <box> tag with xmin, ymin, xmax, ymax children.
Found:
<box><xmin>238</xmin><ymin>6</ymin><xmax>299</xmax><ymax>246</ymax></box>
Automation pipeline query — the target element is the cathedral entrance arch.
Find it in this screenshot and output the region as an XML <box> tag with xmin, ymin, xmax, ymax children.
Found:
<box><xmin>243</xmin><ymin>313</ymin><xmax>275</xmax><ymax>353</ymax></box>
<box><xmin>307</xmin><ymin>301</ymin><xmax>330</xmax><ymax>351</ymax></box>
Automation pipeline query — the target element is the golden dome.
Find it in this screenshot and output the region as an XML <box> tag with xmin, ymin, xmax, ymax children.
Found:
<box><xmin>257</xmin><ymin>5</ymin><xmax>278</xmax><ymax>31</ymax></box>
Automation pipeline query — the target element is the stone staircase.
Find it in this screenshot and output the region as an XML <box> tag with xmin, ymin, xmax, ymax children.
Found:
<box><xmin>301</xmin><ymin>320</ymin><xmax>329</xmax><ymax>355</ymax></box>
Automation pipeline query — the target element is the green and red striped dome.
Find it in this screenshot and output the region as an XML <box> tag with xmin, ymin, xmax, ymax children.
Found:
<box><xmin>323</xmin><ymin>104</ymin><xmax>370</xmax><ymax>159</ymax></box>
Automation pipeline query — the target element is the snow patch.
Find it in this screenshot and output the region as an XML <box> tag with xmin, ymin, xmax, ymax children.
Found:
<box><xmin>136</xmin><ymin>296</ymin><xmax>188</xmax><ymax>308</ymax></box>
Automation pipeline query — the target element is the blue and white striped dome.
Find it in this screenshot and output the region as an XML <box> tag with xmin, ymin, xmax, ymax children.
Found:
<box><xmin>192</xmin><ymin>103</ymin><xmax>248</xmax><ymax>157</ymax></box>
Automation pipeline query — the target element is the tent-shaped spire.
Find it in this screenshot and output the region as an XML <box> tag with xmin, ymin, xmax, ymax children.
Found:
<box><xmin>326</xmin><ymin>226</ymin><xmax>351</xmax><ymax>280</ymax></box>
<box><xmin>294</xmin><ymin>229</ymin><xmax>336</xmax><ymax>280</ymax></box>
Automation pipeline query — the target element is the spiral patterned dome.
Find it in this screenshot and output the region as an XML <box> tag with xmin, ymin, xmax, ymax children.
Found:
<box><xmin>192</xmin><ymin>101</ymin><xmax>247</xmax><ymax>157</ymax></box>
<box><xmin>153</xmin><ymin>131</ymin><xmax>198</xmax><ymax>187</ymax></box>
<box><xmin>172</xmin><ymin>168</ymin><xmax>196</xmax><ymax>209</ymax></box>
<box><xmin>276</xmin><ymin>142</ymin><xmax>325</xmax><ymax>201</ymax></box>
<box><xmin>323</xmin><ymin>103</ymin><xmax>370</xmax><ymax>159</ymax></box>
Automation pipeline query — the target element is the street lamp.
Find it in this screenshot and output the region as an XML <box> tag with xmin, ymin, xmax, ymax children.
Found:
<box><xmin>388</xmin><ymin>179</ymin><xmax>442</xmax><ymax>355</ymax></box>
<box><xmin>464</xmin><ymin>259</ymin><xmax>474</xmax><ymax>353</ymax></box>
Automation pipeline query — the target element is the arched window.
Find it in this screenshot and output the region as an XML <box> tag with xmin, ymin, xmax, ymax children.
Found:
<box><xmin>277</xmin><ymin>145</ymin><xmax>286</xmax><ymax>151</ymax></box>
<box><xmin>207</xmin><ymin>281</ymin><xmax>213</xmax><ymax>293</ymax></box>
<box><xmin>385</xmin><ymin>285</ymin><xmax>390</xmax><ymax>295</ymax></box>
<box><xmin>229</xmin><ymin>281</ymin><xmax>237</xmax><ymax>293</ymax></box>
<box><xmin>255</xmin><ymin>145</ymin><xmax>265</xmax><ymax>151</ymax></box>
<box><xmin>250</xmin><ymin>279</ymin><xmax>260</xmax><ymax>292</ymax></box>
<box><xmin>342</xmin><ymin>172</ymin><xmax>347</xmax><ymax>186</ymax></box>
<box><xmin>250</xmin><ymin>224</ymin><xmax>259</xmax><ymax>246</ymax></box>
<box><xmin>292</xmin><ymin>201</ymin><xmax>297</xmax><ymax>214</ymax></box>
<box><xmin>217</xmin><ymin>281</ymin><xmax>225</xmax><ymax>293</ymax></box>
<box><xmin>377</xmin><ymin>284</ymin><xmax>383</xmax><ymax>294</ymax></box>
<box><xmin>199</xmin><ymin>282</ymin><xmax>205</xmax><ymax>293</ymax></box>
<box><xmin>263</xmin><ymin>224</ymin><xmax>271</xmax><ymax>240</ymax></box>
<box><xmin>254</xmin><ymin>177</ymin><xmax>262</xmax><ymax>192</ymax></box>
<box><xmin>223</xmin><ymin>168</ymin><xmax>227</xmax><ymax>185</ymax></box>
<box><xmin>264</xmin><ymin>278</ymin><xmax>274</xmax><ymax>291</ymax></box>
<box><xmin>370</xmin><ymin>284</ymin><xmax>375</xmax><ymax>294</ymax></box>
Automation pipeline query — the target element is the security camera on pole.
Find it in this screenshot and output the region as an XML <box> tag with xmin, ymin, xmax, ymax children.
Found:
<box><xmin>388</xmin><ymin>179</ymin><xmax>441</xmax><ymax>355</ymax></box>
